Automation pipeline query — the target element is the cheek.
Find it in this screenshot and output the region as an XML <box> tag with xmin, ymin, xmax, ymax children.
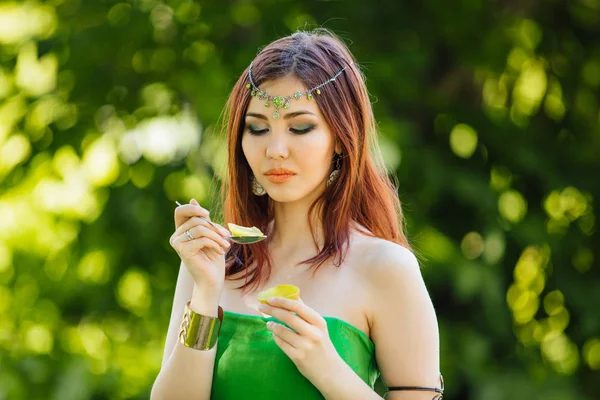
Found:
<box><xmin>299</xmin><ymin>132</ymin><xmax>334</xmax><ymax>166</ymax></box>
<box><xmin>241</xmin><ymin>136</ymin><xmax>260</xmax><ymax>166</ymax></box>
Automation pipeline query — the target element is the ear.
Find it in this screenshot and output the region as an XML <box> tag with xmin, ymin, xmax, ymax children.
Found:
<box><xmin>334</xmin><ymin>141</ymin><xmax>342</xmax><ymax>155</ymax></box>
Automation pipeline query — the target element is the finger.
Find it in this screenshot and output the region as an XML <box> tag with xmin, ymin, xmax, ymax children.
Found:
<box><xmin>265</xmin><ymin>297</ymin><xmax>326</xmax><ymax>329</ymax></box>
<box><xmin>174</xmin><ymin>199</ymin><xmax>231</xmax><ymax>237</ymax></box>
<box><xmin>173</xmin><ymin>217</ymin><xmax>230</xmax><ymax>247</ymax></box>
<box><xmin>271</xmin><ymin>328</ymin><xmax>301</xmax><ymax>359</ymax></box>
<box><xmin>267</xmin><ymin>321</ymin><xmax>303</xmax><ymax>349</ymax></box>
<box><xmin>174</xmin><ymin>201</ymin><xmax>210</xmax><ymax>228</ymax></box>
<box><xmin>174</xmin><ymin>217</ymin><xmax>230</xmax><ymax>243</ymax></box>
<box><xmin>188</xmin><ymin>224</ymin><xmax>231</xmax><ymax>250</ymax></box>
<box><xmin>171</xmin><ymin>219</ymin><xmax>225</xmax><ymax>250</ymax></box>
<box><xmin>170</xmin><ymin>221</ymin><xmax>227</xmax><ymax>259</ymax></box>
<box><xmin>172</xmin><ymin>234</ymin><xmax>226</xmax><ymax>256</ymax></box>
<box><xmin>176</xmin><ymin>211</ymin><xmax>230</xmax><ymax>238</ymax></box>
<box><xmin>178</xmin><ymin>199</ymin><xmax>210</xmax><ymax>217</ymax></box>
<box><xmin>259</xmin><ymin>303</ymin><xmax>318</xmax><ymax>337</ymax></box>
<box><xmin>171</xmin><ymin>217</ymin><xmax>205</xmax><ymax>247</ymax></box>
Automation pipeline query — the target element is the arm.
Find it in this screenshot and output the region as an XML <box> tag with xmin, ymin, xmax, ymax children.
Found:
<box><xmin>371</xmin><ymin>244</ymin><xmax>442</xmax><ymax>400</ymax></box>
<box><xmin>150</xmin><ymin>262</ymin><xmax>221</xmax><ymax>400</ymax></box>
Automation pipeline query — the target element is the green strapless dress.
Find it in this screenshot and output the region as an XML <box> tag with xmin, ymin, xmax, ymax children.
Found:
<box><xmin>211</xmin><ymin>311</ymin><xmax>379</xmax><ymax>399</ymax></box>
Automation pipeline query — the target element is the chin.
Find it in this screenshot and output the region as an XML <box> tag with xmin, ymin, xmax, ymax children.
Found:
<box><xmin>266</xmin><ymin>190</ymin><xmax>306</xmax><ymax>203</ymax></box>
<box><xmin>265</xmin><ymin>184</ymin><xmax>325</xmax><ymax>204</ymax></box>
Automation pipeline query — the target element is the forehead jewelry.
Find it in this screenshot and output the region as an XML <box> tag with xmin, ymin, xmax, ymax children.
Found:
<box><xmin>246</xmin><ymin>61</ymin><xmax>347</xmax><ymax>120</ymax></box>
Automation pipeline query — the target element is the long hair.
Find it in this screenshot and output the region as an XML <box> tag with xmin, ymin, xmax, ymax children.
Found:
<box><xmin>221</xmin><ymin>28</ymin><xmax>409</xmax><ymax>291</ymax></box>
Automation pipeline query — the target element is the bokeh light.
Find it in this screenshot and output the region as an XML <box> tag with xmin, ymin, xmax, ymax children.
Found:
<box><xmin>0</xmin><ymin>2</ymin><xmax>598</xmax><ymax>399</ymax></box>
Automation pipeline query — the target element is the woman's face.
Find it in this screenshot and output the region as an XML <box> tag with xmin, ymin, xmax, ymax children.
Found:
<box><xmin>241</xmin><ymin>75</ymin><xmax>340</xmax><ymax>204</ymax></box>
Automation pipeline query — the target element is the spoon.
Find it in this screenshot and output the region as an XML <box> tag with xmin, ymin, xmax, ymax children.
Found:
<box><xmin>175</xmin><ymin>201</ymin><xmax>267</xmax><ymax>244</ymax></box>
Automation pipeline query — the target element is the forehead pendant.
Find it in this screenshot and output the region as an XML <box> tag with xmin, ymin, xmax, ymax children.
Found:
<box><xmin>246</xmin><ymin>61</ymin><xmax>347</xmax><ymax>119</ymax></box>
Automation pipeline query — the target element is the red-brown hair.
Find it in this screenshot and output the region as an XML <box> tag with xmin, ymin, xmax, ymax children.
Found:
<box><xmin>220</xmin><ymin>29</ymin><xmax>408</xmax><ymax>291</ymax></box>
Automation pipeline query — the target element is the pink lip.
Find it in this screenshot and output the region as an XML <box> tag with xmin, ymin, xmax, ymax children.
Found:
<box><xmin>265</xmin><ymin>174</ymin><xmax>295</xmax><ymax>183</ymax></box>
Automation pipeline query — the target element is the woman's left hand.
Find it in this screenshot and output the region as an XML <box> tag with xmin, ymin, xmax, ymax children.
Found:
<box><xmin>258</xmin><ymin>297</ymin><xmax>344</xmax><ymax>386</ymax></box>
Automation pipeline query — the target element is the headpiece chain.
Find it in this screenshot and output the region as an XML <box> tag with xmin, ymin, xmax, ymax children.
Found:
<box><xmin>245</xmin><ymin>61</ymin><xmax>347</xmax><ymax>119</ymax></box>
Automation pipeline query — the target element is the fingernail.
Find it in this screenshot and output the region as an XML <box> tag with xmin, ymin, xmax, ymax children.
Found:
<box><xmin>258</xmin><ymin>304</ymin><xmax>268</xmax><ymax>312</ymax></box>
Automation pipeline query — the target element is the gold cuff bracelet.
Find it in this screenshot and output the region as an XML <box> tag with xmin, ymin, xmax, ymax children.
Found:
<box><xmin>178</xmin><ymin>301</ymin><xmax>224</xmax><ymax>351</ymax></box>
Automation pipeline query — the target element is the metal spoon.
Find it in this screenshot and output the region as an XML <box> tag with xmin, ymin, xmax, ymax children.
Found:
<box><xmin>175</xmin><ymin>201</ymin><xmax>267</xmax><ymax>244</ymax></box>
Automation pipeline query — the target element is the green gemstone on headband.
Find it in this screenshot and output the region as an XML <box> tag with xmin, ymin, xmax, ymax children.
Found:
<box><xmin>251</xmin><ymin>90</ymin><xmax>256</xmax><ymax>96</ymax></box>
<box><xmin>294</xmin><ymin>92</ymin><xmax>301</xmax><ymax>99</ymax></box>
<box><xmin>265</xmin><ymin>101</ymin><xmax>270</xmax><ymax>107</ymax></box>
<box><xmin>316</xmin><ymin>89</ymin><xmax>321</xmax><ymax>95</ymax></box>
<box><xmin>284</xmin><ymin>104</ymin><xmax>290</xmax><ymax>109</ymax></box>
<box><xmin>273</xmin><ymin>111</ymin><xmax>280</xmax><ymax>119</ymax></box>
<box><xmin>273</xmin><ymin>96</ymin><xmax>285</xmax><ymax>109</ymax></box>
<box><xmin>307</xmin><ymin>93</ymin><xmax>313</xmax><ymax>100</ymax></box>
<box><xmin>246</xmin><ymin>84</ymin><xmax>251</xmax><ymax>89</ymax></box>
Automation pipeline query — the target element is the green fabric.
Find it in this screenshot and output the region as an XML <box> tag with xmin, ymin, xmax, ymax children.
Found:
<box><xmin>211</xmin><ymin>310</ymin><xmax>379</xmax><ymax>399</ymax></box>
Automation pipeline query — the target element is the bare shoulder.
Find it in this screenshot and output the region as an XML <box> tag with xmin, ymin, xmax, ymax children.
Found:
<box><xmin>350</xmin><ymin>234</ymin><xmax>421</xmax><ymax>286</ymax></box>
<box><xmin>349</xmin><ymin>233</ymin><xmax>434</xmax><ymax>329</ymax></box>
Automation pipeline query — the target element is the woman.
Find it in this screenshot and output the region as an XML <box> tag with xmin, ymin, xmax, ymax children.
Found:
<box><xmin>152</xmin><ymin>29</ymin><xmax>443</xmax><ymax>400</ymax></box>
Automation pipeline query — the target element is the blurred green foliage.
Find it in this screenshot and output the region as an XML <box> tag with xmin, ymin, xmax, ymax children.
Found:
<box><xmin>0</xmin><ymin>0</ymin><xmax>599</xmax><ymax>399</ymax></box>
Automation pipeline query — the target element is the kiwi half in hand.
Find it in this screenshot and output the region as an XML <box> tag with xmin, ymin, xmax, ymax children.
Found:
<box><xmin>257</xmin><ymin>284</ymin><xmax>300</xmax><ymax>304</ymax></box>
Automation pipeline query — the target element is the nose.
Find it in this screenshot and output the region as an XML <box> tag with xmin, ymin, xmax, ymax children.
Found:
<box><xmin>265</xmin><ymin>131</ymin><xmax>289</xmax><ymax>160</ymax></box>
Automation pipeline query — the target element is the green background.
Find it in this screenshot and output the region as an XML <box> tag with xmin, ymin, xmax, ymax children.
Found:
<box><xmin>0</xmin><ymin>0</ymin><xmax>598</xmax><ymax>399</ymax></box>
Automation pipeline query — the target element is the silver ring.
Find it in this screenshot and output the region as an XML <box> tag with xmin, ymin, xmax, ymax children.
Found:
<box><xmin>184</xmin><ymin>230</ymin><xmax>194</xmax><ymax>241</ymax></box>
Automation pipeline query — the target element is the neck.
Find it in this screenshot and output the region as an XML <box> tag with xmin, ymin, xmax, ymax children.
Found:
<box><xmin>268</xmin><ymin>199</ymin><xmax>324</xmax><ymax>258</ymax></box>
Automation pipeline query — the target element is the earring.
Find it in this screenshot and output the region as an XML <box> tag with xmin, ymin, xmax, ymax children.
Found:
<box><xmin>327</xmin><ymin>153</ymin><xmax>342</xmax><ymax>187</ymax></box>
<box><xmin>251</xmin><ymin>175</ymin><xmax>267</xmax><ymax>196</ymax></box>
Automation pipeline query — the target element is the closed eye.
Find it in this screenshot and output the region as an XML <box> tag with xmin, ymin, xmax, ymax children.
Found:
<box><xmin>247</xmin><ymin>124</ymin><xmax>316</xmax><ymax>135</ymax></box>
<box><xmin>290</xmin><ymin>125</ymin><xmax>315</xmax><ymax>134</ymax></box>
<box><xmin>248</xmin><ymin>127</ymin><xmax>269</xmax><ymax>135</ymax></box>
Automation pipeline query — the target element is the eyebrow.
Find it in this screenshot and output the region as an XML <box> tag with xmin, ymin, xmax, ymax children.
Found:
<box><xmin>245</xmin><ymin>111</ymin><xmax>317</xmax><ymax>120</ymax></box>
